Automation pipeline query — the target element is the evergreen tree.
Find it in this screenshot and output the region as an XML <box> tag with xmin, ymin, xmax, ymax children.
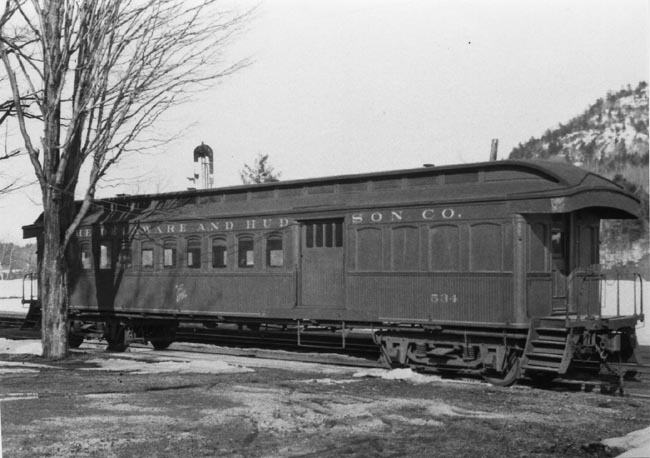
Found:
<box><xmin>240</xmin><ymin>154</ymin><xmax>281</xmax><ymax>184</ymax></box>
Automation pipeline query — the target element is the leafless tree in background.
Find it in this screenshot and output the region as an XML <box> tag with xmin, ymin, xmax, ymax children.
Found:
<box><xmin>0</xmin><ymin>241</ymin><xmax>15</xmax><ymax>279</ymax></box>
<box><xmin>0</xmin><ymin>75</ymin><xmax>40</xmax><ymax>194</ymax></box>
<box><xmin>0</xmin><ymin>0</ymin><xmax>251</xmax><ymax>358</ymax></box>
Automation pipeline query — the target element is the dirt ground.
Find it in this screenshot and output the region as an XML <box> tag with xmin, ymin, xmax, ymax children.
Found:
<box><xmin>1</xmin><ymin>343</ymin><xmax>649</xmax><ymax>458</ymax></box>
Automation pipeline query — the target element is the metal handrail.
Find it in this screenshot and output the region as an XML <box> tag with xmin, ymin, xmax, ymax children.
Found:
<box><xmin>633</xmin><ymin>272</ymin><xmax>644</xmax><ymax>319</ymax></box>
<box><xmin>568</xmin><ymin>267</ymin><xmax>644</xmax><ymax>321</ymax></box>
<box><xmin>22</xmin><ymin>272</ymin><xmax>37</xmax><ymax>304</ymax></box>
<box><xmin>597</xmin><ymin>269</ymin><xmax>645</xmax><ymax>319</ymax></box>
<box><xmin>568</xmin><ymin>267</ymin><xmax>603</xmax><ymax>321</ymax></box>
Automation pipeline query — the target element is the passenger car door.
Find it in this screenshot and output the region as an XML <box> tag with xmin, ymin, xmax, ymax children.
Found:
<box><xmin>300</xmin><ymin>219</ymin><xmax>345</xmax><ymax>308</ymax></box>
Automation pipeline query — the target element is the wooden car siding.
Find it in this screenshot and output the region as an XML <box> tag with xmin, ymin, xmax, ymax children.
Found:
<box><xmin>75</xmin><ymin>272</ymin><xmax>296</xmax><ymax>315</ymax></box>
<box><xmin>347</xmin><ymin>272</ymin><xmax>515</xmax><ymax>324</ymax></box>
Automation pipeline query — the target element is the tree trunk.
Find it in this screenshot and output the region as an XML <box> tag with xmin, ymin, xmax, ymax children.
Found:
<box><xmin>39</xmin><ymin>189</ymin><xmax>71</xmax><ymax>359</ymax></box>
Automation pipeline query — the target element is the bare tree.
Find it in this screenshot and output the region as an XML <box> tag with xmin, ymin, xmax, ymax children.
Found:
<box><xmin>240</xmin><ymin>153</ymin><xmax>281</xmax><ymax>184</ymax></box>
<box><xmin>0</xmin><ymin>241</ymin><xmax>15</xmax><ymax>280</ymax></box>
<box><xmin>0</xmin><ymin>0</ymin><xmax>251</xmax><ymax>358</ymax></box>
<box><xmin>0</xmin><ymin>65</ymin><xmax>39</xmax><ymax>195</ymax></box>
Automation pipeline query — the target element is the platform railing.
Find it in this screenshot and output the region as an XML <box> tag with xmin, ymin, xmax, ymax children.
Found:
<box><xmin>598</xmin><ymin>269</ymin><xmax>644</xmax><ymax>320</ymax></box>
<box><xmin>570</xmin><ymin>267</ymin><xmax>603</xmax><ymax>320</ymax></box>
<box><xmin>22</xmin><ymin>272</ymin><xmax>38</xmax><ymax>305</ymax></box>
<box><xmin>630</xmin><ymin>272</ymin><xmax>644</xmax><ymax>319</ymax></box>
<box><xmin>567</xmin><ymin>267</ymin><xmax>645</xmax><ymax>322</ymax></box>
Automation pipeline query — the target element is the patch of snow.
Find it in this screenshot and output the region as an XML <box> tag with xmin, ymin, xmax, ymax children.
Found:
<box><xmin>0</xmin><ymin>297</ymin><xmax>27</xmax><ymax>314</ymax></box>
<box><xmin>0</xmin><ymin>278</ymin><xmax>30</xmax><ymax>314</ymax></box>
<box><xmin>81</xmin><ymin>357</ymin><xmax>254</xmax><ymax>375</ymax></box>
<box><xmin>0</xmin><ymin>338</ymin><xmax>41</xmax><ymax>355</ymax></box>
<box><xmin>0</xmin><ymin>278</ymin><xmax>26</xmax><ymax>297</ymax></box>
<box><xmin>298</xmin><ymin>378</ymin><xmax>362</xmax><ymax>385</ymax></box>
<box><xmin>602</xmin><ymin>425</ymin><xmax>650</xmax><ymax>458</ymax></box>
<box><xmin>202</xmin><ymin>384</ymin><xmax>508</xmax><ymax>436</ymax></box>
<box><xmin>353</xmin><ymin>367</ymin><xmax>483</xmax><ymax>385</ymax></box>
<box><xmin>0</xmin><ymin>368</ymin><xmax>40</xmax><ymax>374</ymax></box>
<box><xmin>0</xmin><ymin>360</ymin><xmax>51</xmax><ymax>369</ymax></box>
<box><xmin>0</xmin><ymin>393</ymin><xmax>39</xmax><ymax>401</ymax></box>
<box><xmin>127</xmin><ymin>345</ymin><xmax>356</xmax><ymax>375</ymax></box>
<box><xmin>0</xmin><ymin>278</ymin><xmax>34</xmax><ymax>314</ymax></box>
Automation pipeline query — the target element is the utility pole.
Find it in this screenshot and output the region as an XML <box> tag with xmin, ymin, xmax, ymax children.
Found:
<box><xmin>489</xmin><ymin>138</ymin><xmax>499</xmax><ymax>161</ymax></box>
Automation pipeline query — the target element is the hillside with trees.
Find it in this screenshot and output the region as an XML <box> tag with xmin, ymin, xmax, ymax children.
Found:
<box><xmin>0</xmin><ymin>242</ymin><xmax>36</xmax><ymax>280</ymax></box>
<box><xmin>509</xmin><ymin>81</ymin><xmax>649</xmax><ymax>275</ymax></box>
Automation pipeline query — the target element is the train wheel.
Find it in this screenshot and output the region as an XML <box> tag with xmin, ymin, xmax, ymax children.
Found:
<box><xmin>527</xmin><ymin>371</ymin><xmax>557</xmax><ymax>387</ymax></box>
<box><xmin>105</xmin><ymin>321</ymin><xmax>128</xmax><ymax>352</ymax></box>
<box><xmin>151</xmin><ymin>339</ymin><xmax>173</xmax><ymax>350</ymax></box>
<box><xmin>150</xmin><ymin>324</ymin><xmax>176</xmax><ymax>351</ymax></box>
<box><xmin>68</xmin><ymin>334</ymin><xmax>84</xmax><ymax>349</ymax></box>
<box><xmin>482</xmin><ymin>351</ymin><xmax>521</xmax><ymax>387</ymax></box>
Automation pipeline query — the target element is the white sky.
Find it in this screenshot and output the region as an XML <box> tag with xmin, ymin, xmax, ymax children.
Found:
<box><xmin>0</xmin><ymin>0</ymin><xmax>648</xmax><ymax>244</ymax></box>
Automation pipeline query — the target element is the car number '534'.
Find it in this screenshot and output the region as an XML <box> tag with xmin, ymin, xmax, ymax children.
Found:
<box><xmin>430</xmin><ymin>293</ymin><xmax>458</xmax><ymax>303</ymax></box>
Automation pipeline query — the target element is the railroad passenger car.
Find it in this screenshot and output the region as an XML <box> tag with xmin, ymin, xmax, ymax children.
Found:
<box><xmin>23</xmin><ymin>160</ymin><xmax>645</xmax><ymax>384</ymax></box>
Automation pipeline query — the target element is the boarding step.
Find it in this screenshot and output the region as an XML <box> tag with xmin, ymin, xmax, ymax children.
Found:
<box><xmin>528</xmin><ymin>342</ymin><xmax>566</xmax><ymax>355</ymax></box>
<box><xmin>532</xmin><ymin>331</ymin><xmax>568</xmax><ymax>343</ymax></box>
<box><xmin>521</xmin><ymin>362</ymin><xmax>562</xmax><ymax>373</ymax></box>
<box><xmin>522</xmin><ymin>353</ymin><xmax>564</xmax><ymax>369</ymax></box>
<box><xmin>525</xmin><ymin>352</ymin><xmax>563</xmax><ymax>360</ymax></box>
<box><xmin>522</xmin><ymin>317</ymin><xmax>572</xmax><ymax>375</ymax></box>
<box><xmin>536</xmin><ymin>318</ymin><xmax>568</xmax><ymax>329</ymax></box>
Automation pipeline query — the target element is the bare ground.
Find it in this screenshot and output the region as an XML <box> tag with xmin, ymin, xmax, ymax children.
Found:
<box><xmin>1</xmin><ymin>345</ymin><xmax>649</xmax><ymax>458</ymax></box>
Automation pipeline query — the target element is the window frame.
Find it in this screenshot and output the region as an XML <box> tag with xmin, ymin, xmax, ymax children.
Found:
<box><xmin>266</xmin><ymin>232</ymin><xmax>284</xmax><ymax>268</ymax></box>
<box><xmin>163</xmin><ymin>238</ymin><xmax>177</xmax><ymax>269</ymax></box>
<box><xmin>304</xmin><ymin>220</ymin><xmax>343</xmax><ymax>249</ymax></box>
<box><xmin>186</xmin><ymin>237</ymin><xmax>202</xmax><ymax>269</ymax></box>
<box><xmin>140</xmin><ymin>241</ymin><xmax>154</xmax><ymax>269</ymax></box>
<box><xmin>211</xmin><ymin>235</ymin><xmax>228</xmax><ymax>269</ymax></box>
<box><xmin>118</xmin><ymin>240</ymin><xmax>132</xmax><ymax>268</ymax></box>
<box><xmin>98</xmin><ymin>240</ymin><xmax>113</xmax><ymax>270</ymax></box>
<box><xmin>80</xmin><ymin>242</ymin><xmax>92</xmax><ymax>271</ymax></box>
<box><xmin>237</xmin><ymin>235</ymin><xmax>255</xmax><ymax>269</ymax></box>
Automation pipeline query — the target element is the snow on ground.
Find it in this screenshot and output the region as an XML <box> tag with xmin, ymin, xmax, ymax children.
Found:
<box><xmin>603</xmin><ymin>425</ymin><xmax>650</xmax><ymax>458</ymax></box>
<box><xmin>0</xmin><ymin>278</ymin><xmax>30</xmax><ymax>314</ymax></box>
<box><xmin>0</xmin><ymin>338</ymin><xmax>41</xmax><ymax>355</ymax></box>
<box><xmin>193</xmin><ymin>384</ymin><xmax>510</xmax><ymax>437</ymax></box>
<box><xmin>353</xmin><ymin>367</ymin><xmax>484</xmax><ymax>385</ymax></box>
<box><xmin>81</xmin><ymin>357</ymin><xmax>254</xmax><ymax>375</ymax></box>
<box><xmin>0</xmin><ymin>278</ymin><xmax>25</xmax><ymax>298</ymax></box>
<box><xmin>0</xmin><ymin>359</ymin><xmax>53</xmax><ymax>375</ymax></box>
<box><xmin>0</xmin><ymin>338</ymin><xmax>468</xmax><ymax>387</ymax></box>
<box><xmin>129</xmin><ymin>344</ymin><xmax>358</xmax><ymax>375</ymax></box>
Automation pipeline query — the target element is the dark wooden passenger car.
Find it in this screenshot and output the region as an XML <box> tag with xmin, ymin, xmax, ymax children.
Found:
<box><xmin>23</xmin><ymin>160</ymin><xmax>646</xmax><ymax>384</ymax></box>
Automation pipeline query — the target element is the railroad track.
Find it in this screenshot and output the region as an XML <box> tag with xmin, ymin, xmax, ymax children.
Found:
<box><xmin>0</xmin><ymin>312</ymin><xmax>41</xmax><ymax>340</ymax></box>
<box><xmin>88</xmin><ymin>338</ymin><xmax>650</xmax><ymax>397</ymax></box>
<box><xmin>176</xmin><ymin>324</ymin><xmax>380</xmax><ymax>359</ymax></box>
<box><xmin>2</xmin><ymin>313</ymin><xmax>650</xmax><ymax>395</ymax></box>
<box><xmin>0</xmin><ymin>313</ymin><xmax>26</xmax><ymax>328</ymax></box>
<box><xmin>78</xmin><ymin>338</ymin><xmax>383</xmax><ymax>369</ymax></box>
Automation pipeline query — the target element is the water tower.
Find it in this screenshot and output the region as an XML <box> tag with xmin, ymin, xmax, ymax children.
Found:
<box><xmin>193</xmin><ymin>142</ymin><xmax>214</xmax><ymax>189</ymax></box>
